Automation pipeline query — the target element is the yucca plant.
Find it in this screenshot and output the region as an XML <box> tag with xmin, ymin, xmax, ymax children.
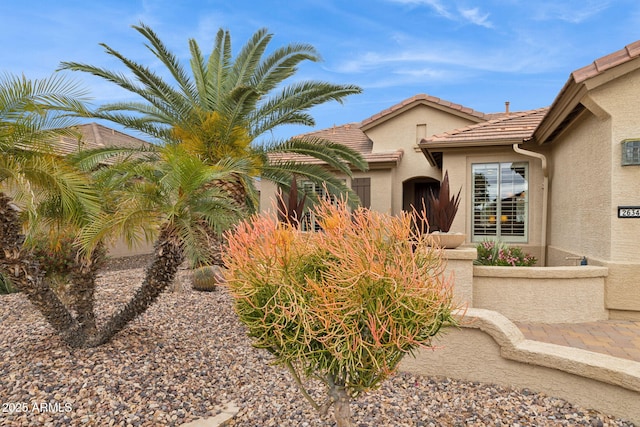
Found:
<box><xmin>427</xmin><ymin>170</ymin><xmax>461</xmax><ymax>233</ymax></box>
<box><xmin>223</xmin><ymin>198</ymin><xmax>457</xmax><ymax>427</ymax></box>
<box><xmin>276</xmin><ymin>176</ymin><xmax>307</xmax><ymax>227</ymax></box>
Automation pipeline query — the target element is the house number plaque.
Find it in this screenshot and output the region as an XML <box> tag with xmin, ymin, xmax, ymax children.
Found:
<box><xmin>618</xmin><ymin>206</ymin><xmax>640</xmax><ymax>218</ymax></box>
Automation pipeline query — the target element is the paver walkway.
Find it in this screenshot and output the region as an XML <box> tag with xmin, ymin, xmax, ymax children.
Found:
<box><xmin>515</xmin><ymin>320</ymin><xmax>640</xmax><ymax>362</ymax></box>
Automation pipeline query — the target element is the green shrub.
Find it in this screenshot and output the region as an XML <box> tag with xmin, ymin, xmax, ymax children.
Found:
<box><xmin>223</xmin><ymin>198</ymin><xmax>457</xmax><ymax>426</ymax></box>
<box><xmin>474</xmin><ymin>240</ymin><xmax>537</xmax><ymax>266</ymax></box>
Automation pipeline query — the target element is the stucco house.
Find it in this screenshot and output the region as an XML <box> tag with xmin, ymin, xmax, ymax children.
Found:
<box><xmin>260</xmin><ymin>41</ymin><xmax>640</xmax><ymax>320</ymax></box>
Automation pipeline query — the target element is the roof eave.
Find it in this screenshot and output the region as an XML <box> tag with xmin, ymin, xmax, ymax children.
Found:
<box><xmin>532</xmin><ymin>80</ymin><xmax>586</xmax><ymax>145</ymax></box>
<box><xmin>534</xmin><ymin>46</ymin><xmax>640</xmax><ymax>145</ymax></box>
<box><xmin>583</xmin><ymin>55</ymin><xmax>640</xmax><ymax>91</ymax></box>
<box><xmin>419</xmin><ymin>138</ymin><xmax>526</xmax><ymax>150</ymax></box>
<box><xmin>360</xmin><ymin>99</ymin><xmax>485</xmax><ymax>132</ymax></box>
<box><xmin>420</xmin><ymin>147</ymin><xmax>439</xmax><ymax>167</ymax></box>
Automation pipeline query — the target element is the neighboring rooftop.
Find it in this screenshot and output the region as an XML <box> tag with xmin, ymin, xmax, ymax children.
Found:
<box><xmin>54</xmin><ymin>123</ymin><xmax>151</xmax><ymax>156</ymax></box>
<box><xmin>302</xmin><ymin>122</ymin><xmax>372</xmax><ymax>154</ymax></box>
<box><xmin>271</xmin><ymin>123</ymin><xmax>403</xmax><ymax>168</ymax></box>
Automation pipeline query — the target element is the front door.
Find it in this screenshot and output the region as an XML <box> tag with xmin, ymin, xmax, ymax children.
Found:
<box><xmin>414</xmin><ymin>182</ymin><xmax>439</xmax><ymax>233</ymax></box>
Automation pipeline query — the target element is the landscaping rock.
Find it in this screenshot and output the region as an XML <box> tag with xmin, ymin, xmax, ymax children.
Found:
<box><xmin>0</xmin><ymin>267</ymin><xmax>635</xmax><ymax>426</ymax></box>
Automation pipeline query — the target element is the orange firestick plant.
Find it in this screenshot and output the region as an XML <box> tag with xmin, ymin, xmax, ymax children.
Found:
<box><xmin>223</xmin><ymin>198</ymin><xmax>458</xmax><ymax>427</ymax></box>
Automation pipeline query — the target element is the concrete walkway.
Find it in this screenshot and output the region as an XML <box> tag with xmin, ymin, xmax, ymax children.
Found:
<box><xmin>515</xmin><ymin>320</ymin><xmax>640</xmax><ymax>362</ymax></box>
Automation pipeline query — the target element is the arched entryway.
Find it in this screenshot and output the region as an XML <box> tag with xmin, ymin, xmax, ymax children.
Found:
<box><xmin>403</xmin><ymin>176</ymin><xmax>440</xmax><ymax>232</ymax></box>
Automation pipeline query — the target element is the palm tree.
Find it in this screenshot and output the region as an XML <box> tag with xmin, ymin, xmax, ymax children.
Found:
<box><xmin>60</xmin><ymin>23</ymin><xmax>368</xmax><ymax>215</ymax></box>
<box><xmin>21</xmin><ymin>25</ymin><xmax>368</xmax><ymax>347</ymax></box>
<box><xmin>0</xmin><ymin>72</ymin><xmax>100</xmax><ymax>345</ymax></box>
<box><xmin>72</xmin><ymin>143</ymin><xmax>243</xmax><ymax>346</ymax></box>
<box><xmin>0</xmin><ymin>73</ymin><xmax>241</xmax><ymax>348</ymax></box>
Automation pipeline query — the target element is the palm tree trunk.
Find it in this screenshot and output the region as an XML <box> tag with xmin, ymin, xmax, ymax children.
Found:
<box><xmin>208</xmin><ymin>174</ymin><xmax>247</xmax><ymax>266</ymax></box>
<box><xmin>90</xmin><ymin>223</ymin><xmax>184</xmax><ymax>347</ymax></box>
<box><xmin>68</xmin><ymin>242</ymin><xmax>106</xmax><ymax>342</ymax></box>
<box><xmin>215</xmin><ymin>173</ymin><xmax>248</xmax><ymax>210</ymax></box>
<box><xmin>0</xmin><ymin>193</ymin><xmax>82</xmax><ymax>345</ymax></box>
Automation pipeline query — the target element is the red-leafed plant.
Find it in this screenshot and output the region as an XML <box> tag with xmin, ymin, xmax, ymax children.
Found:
<box><xmin>276</xmin><ymin>177</ymin><xmax>307</xmax><ymax>227</ymax></box>
<box><xmin>223</xmin><ymin>198</ymin><xmax>457</xmax><ymax>427</ymax></box>
<box><xmin>428</xmin><ymin>170</ymin><xmax>461</xmax><ymax>233</ymax></box>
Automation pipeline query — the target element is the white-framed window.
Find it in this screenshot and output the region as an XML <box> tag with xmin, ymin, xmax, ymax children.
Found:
<box><xmin>300</xmin><ymin>182</ymin><xmax>337</xmax><ymax>232</ymax></box>
<box><xmin>472</xmin><ymin>162</ymin><xmax>528</xmax><ymax>243</ymax></box>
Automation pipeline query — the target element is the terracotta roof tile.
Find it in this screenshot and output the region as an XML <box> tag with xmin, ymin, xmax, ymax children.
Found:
<box><xmin>572</xmin><ymin>40</ymin><xmax>640</xmax><ymax>83</ymax></box>
<box><xmin>54</xmin><ymin>122</ymin><xmax>151</xmax><ymax>156</ymax></box>
<box><xmin>360</xmin><ymin>94</ymin><xmax>488</xmax><ymax>128</ymax></box>
<box><xmin>420</xmin><ymin>108</ymin><xmax>548</xmax><ymax>146</ymax></box>
<box><xmin>269</xmin><ymin>123</ymin><xmax>402</xmax><ymax>166</ymax></box>
<box><xmin>297</xmin><ymin>123</ymin><xmax>372</xmax><ymax>154</ymax></box>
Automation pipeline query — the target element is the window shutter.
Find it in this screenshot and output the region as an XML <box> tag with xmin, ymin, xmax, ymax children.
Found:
<box><xmin>351</xmin><ymin>178</ymin><xmax>371</xmax><ymax>208</ymax></box>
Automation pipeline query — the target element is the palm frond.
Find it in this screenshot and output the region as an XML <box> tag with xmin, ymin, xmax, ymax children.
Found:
<box><xmin>61</xmin><ymin>51</ymin><xmax>192</xmax><ymax>128</ymax></box>
<box><xmin>206</xmin><ymin>29</ymin><xmax>232</xmax><ymax>112</ymax></box>
<box><xmin>0</xmin><ymin>72</ymin><xmax>90</xmax><ymax>117</ymax></box>
<box><xmin>189</xmin><ymin>39</ymin><xmax>208</xmax><ymax>109</ymax></box>
<box><xmin>84</xmin><ymin>110</ymin><xmax>173</xmax><ymax>142</ymax></box>
<box><xmin>264</xmin><ymin>137</ymin><xmax>368</xmax><ymax>176</ymax></box>
<box><xmin>251</xmin><ymin>81</ymin><xmax>362</xmax><ymax>135</ymax></box>
<box><xmin>133</xmin><ymin>23</ymin><xmax>198</xmax><ymax>103</ymax></box>
<box><xmin>68</xmin><ymin>144</ymin><xmax>159</xmax><ymax>171</ymax></box>
<box><xmin>251</xmin><ymin>43</ymin><xmax>320</xmax><ymax>93</ymax></box>
<box><xmin>230</xmin><ymin>28</ymin><xmax>271</xmax><ymax>88</ymax></box>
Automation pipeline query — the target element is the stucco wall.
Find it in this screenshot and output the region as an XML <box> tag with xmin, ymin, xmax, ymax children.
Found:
<box><xmin>399</xmin><ymin>309</ymin><xmax>640</xmax><ymax>425</ymax></box>
<box><xmin>547</xmin><ymin>69</ymin><xmax>640</xmax><ymax>315</ymax></box>
<box><xmin>107</xmin><ymin>238</ymin><xmax>154</xmax><ymax>258</ymax></box>
<box><xmin>473</xmin><ymin>266</ymin><xmax>608</xmax><ymax>322</ymax></box>
<box><xmin>364</xmin><ymin>104</ymin><xmax>477</xmax><ymax>214</ymax></box>
<box><xmin>548</xmin><ymin>111</ymin><xmax>612</xmax><ymax>261</ymax></box>
<box><xmin>441</xmin><ymin>247</ymin><xmax>476</xmax><ymax>307</ymax></box>
<box><xmin>360</xmin><ymin>169</ymin><xmax>395</xmax><ymax>213</ymax></box>
<box><xmin>588</xmin><ymin>69</ymin><xmax>640</xmax><ymax>263</ymax></box>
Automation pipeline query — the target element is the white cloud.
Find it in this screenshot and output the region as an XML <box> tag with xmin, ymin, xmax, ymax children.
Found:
<box><xmin>328</xmin><ymin>34</ymin><xmax>574</xmax><ymax>93</ymax></box>
<box><xmin>388</xmin><ymin>0</ymin><xmax>452</xmax><ymax>18</ymax></box>
<box><xmin>459</xmin><ymin>7</ymin><xmax>493</xmax><ymax>28</ymax></box>
<box><xmin>532</xmin><ymin>1</ymin><xmax>611</xmax><ymax>24</ymax></box>
<box><xmin>386</xmin><ymin>0</ymin><xmax>492</xmax><ymax>27</ymax></box>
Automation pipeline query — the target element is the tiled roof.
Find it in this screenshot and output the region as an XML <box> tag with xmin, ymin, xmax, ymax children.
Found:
<box><xmin>301</xmin><ymin>122</ymin><xmax>372</xmax><ymax>154</ymax></box>
<box><xmin>360</xmin><ymin>94</ymin><xmax>488</xmax><ymax>129</ymax></box>
<box><xmin>572</xmin><ymin>40</ymin><xmax>640</xmax><ymax>83</ymax></box>
<box><xmin>420</xmin><ymin>108</ymin><xmax>548</xmax><ymax>147</ymax></box>
<box><xmin>54</xmin><ymin>122</ymin><xmax>151</xmax><ymax>155</ymax></box>
<box><xmin>271</xmin><ymin>123</ymin><xmax>403</xmax><ymax>166</ymax></box>
<box><xmin>534</xmin><ymin>40</ymin><xmax>640</xmax><ymax>145</ymax></box>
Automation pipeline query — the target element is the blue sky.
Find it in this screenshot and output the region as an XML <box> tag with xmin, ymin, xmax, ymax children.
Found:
<box><xmin>2</xmin><ymin>0</ymin><xmax>639</xmax><ymax>141</ymax></box>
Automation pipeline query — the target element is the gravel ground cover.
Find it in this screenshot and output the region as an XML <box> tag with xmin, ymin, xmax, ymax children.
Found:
<box><xmin>0</xmin><ymin>261</ymin><xmax>636</xmax><ymax>426</ymax></box>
